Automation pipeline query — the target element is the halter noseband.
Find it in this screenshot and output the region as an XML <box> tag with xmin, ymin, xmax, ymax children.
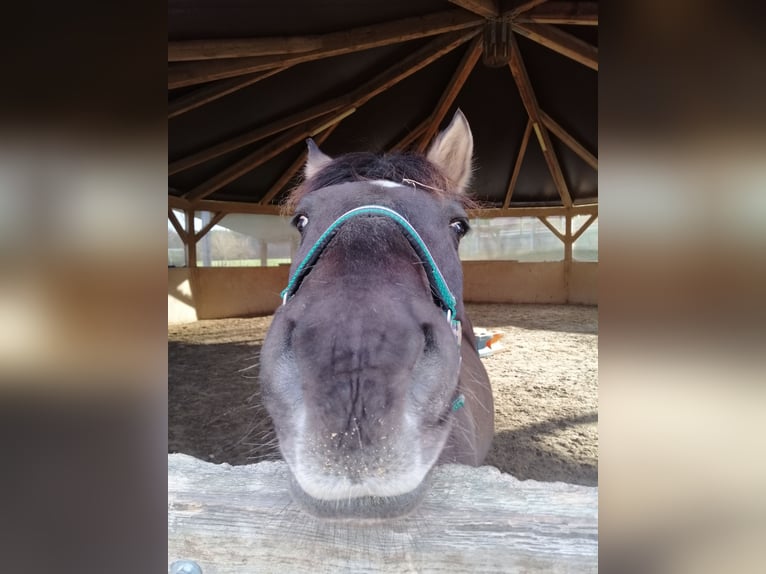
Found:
<box><xmin>280</xmin><ymin>205</ymin><xmax>462</xmax><ymax>347</ymax></box>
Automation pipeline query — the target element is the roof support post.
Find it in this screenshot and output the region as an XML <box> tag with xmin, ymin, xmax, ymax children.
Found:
<box><xmin>185</xmin><ymin>209</ymin><xmax>197</xmax><ymax>268</ymax></box>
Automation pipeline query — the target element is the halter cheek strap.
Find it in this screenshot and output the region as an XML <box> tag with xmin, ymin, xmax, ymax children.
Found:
<box><xmin>280</xmin><ymin>205</ymin><xmax>462</xmax><ymax>348</ymax></box>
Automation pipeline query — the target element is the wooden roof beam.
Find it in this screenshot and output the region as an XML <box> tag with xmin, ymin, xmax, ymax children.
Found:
<box><xmin>469</xmin><ymin>203</ymin><xmax>597</xmax><ymax>218</ymax></box>
<box><xmin>349</xmin><ymin>28</ymin><xmax>481</xmax><ymax>108</ymax></box>
<box><xmin>511</xmin><ymin>22</ymin><xmax>598</xmax><ymax>70</ymax></box>
<box><xmin>168</xmin><ymin>195</ymin><xmax>190</xmax><ymax>211</ymax></box>
<box><xmin>194</xmin><ymin>212</ymin><xmax>226</xmax><ymax>242</ymax></box>
<box><xmin>169</xmin><ymin>10</ymin><xmax>481</xmax><ymax>62</ymax></box>
<box><xmin>446</xmin><ymin>0</ymin><xmax>499</xmax><ymax>19</ymax></box>
<box><xmin>170</xmin><ymin>29</ymin><xmax>478</xmax><ymax>176</ymax></box>
<box><xmin>537</xmin><ymin>215</ymin><xmax>566</xmax><ymax>243</ymax></box>
<box><xmin>571</xmin><ymin>213</ymin><xmax>597</xmax><ymax>242</ymax></box>
<box><xmin>516</xmin><ymin>2</ymin><xmax>598</xmax><ymax>26</ymax></box>
<box><xmin>168</xmin><ymin>208</ymin><xmax>188</xmax><ymax>243</ymax></box>
<box><xmin>508</xmin><ymin>32</ymin><xmax>572</xmax><ymax>207</ymax></box>
<box><xmin>502</xmin><ymin>118</ymin><xmax>532</xmax><ymax>208</ymax></box>
<box><xmin>389</xmin><ymin>116</ymin><xmax>431</xmax><ymax>152</ymax></box>
<box><xmin>168</xmin><ymin>66</ymin><xmax>289</xmax><ymax>119</ymax></box>
<box><xmin>193</xmin><ymin>200</ymin><xmax>284</xmax><ymax>216</ymax></box>
<box><xmin>185</xmin><ymin>114</ymin><xmax>343</xmax><ymax>203</ymax></box>
<box><xmin>540</xmin><ymin>110</ymin><xmax>597</xmax><ymax>170</ymax></box>
<box><xmin>169</xmin><ymin>101</ymin><xmax>347</xmax><ymax>175</ymax></box>
<box><xmin>183</xmin><ymin>29</ymin><xmax>480</xmax><ymax>202</ymax></box>
<box><xmin>175</xmin><ymin>200</ymin><xmax>597</xmax><ymax>218</ymax></box>
<box><xmin>505</xmin><ymin>0</ymin><xmax>550</xmax><ymax>19</ymax></box>
<box><xmin>258</xmin><ymin>121</ymin><xmax>340</xmax><ymax>206</ymax></box>
<box><xmin>170</xmin><ymin>36</ymin><xmax>319</xmax><ymax>62</ymax></box>
<box><xmin>415</xmin><ymin>35</ymin><xmax>484</xmax><ymax>152</ymax></box>
<box><xmin>168</xmin><ymin>9</ymin><xmax>482</xmax><ymax>88</ymax></box>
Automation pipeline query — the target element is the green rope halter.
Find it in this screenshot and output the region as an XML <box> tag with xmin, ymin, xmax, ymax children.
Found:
<box><xmin>281</xmin><ymin>205</ymin><xmax>457</xmax><ymax>318</ymax></box>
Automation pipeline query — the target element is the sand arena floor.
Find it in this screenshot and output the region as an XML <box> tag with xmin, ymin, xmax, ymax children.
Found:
<box><xmin>169</xmin><ymin>304</ymin><xmax>597</xmax><ymax>486</ymax></box>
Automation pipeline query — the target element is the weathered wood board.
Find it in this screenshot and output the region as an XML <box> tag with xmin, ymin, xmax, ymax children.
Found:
<box><xmin>168</xmin><ymin>454</ymin><xmax>597</xmax><ymax>573</ymax></box>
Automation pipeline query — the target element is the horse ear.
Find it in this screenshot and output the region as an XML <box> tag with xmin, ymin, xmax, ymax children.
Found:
<box><xmin>304</xmin><ymin>138</ymin><xmax>333</xmax><ymax>179</ymax></box>
<box><xmin>426</xmin><ymin>109</ymin><xmax>474</xmax><ymax>194</ymax></box>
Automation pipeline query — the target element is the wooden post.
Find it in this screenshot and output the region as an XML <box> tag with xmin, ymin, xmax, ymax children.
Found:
<box><xmin>198</xmin><ymin>211</ymin><xmax>212</xmax><ymax>267</ymax></box>
<box><xmin>185</xmin><ymin>209</ymin><xmax>197</xmax><ymax>268</ymax></box>
<box><xmin>564</xmin><ymin>212</ymin><xmax>573</xmax><ymax>302</ymax></box>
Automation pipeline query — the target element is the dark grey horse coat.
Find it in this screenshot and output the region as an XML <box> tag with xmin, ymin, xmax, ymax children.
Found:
<box><xmin>259</xmin><ymin>111</ymin><xmax>493</xmax><ymax>519</ymax></box>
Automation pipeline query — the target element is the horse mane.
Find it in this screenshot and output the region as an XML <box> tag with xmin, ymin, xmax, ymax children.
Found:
<box><xmin>284</xmin><ymin>151</ymin><xmax>475</xmax><ymax>211</ymax></box>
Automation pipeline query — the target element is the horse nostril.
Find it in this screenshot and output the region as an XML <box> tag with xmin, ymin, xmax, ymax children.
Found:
<box><xmin>284</xmin><ymin>320</ymin><xmax>296</xmax><ymax>350</ymax></box>
<box><xmin>422</xmin><ymin>324</ymin><xmax>437</xmax><ymax>354</ymax></box>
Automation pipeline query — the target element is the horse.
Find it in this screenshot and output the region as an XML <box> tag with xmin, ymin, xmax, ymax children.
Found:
<box><xmin>259</xmin><ymin>110</ymin><xmax>494</xmax><ymax>519</ymax></box>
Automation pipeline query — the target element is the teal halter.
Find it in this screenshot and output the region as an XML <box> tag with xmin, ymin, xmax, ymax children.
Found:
<box><xmin>280</xmin><ymin>205</ymin><xmax>462</xmax><ymax>345</ymax></box>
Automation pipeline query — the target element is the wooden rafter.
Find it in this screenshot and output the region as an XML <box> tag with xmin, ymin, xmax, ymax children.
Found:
<box><xmin>505</xmin><ymin>0</ymin><xmax>550</xmax><ymax>19</ymax></box>
<box><xmin>168</xmin><ymin>66</ymin><xmax>289</xmax><ymax>119</ymax></box>
<box><xmin>416</xmin><ymin>35</ymin><xmax>483</xmax><ymax>152</ymax></box>
<box><xmin>571</xmin><ymin>213</ymin><xmax>596</xmax><ymax>242</ymax></box>
<box><xmin>170</xmin><ymin>37</ymin><xmax>319</xmax><ymax>62</ymax></box>
<box><xmin>185</xmin><ymin>115</ymin><xmax>332</xmax><ymax>202</ymax></box>
<box><xmin>168</xmin><ymin>195</ymin><xmax>190</xmax><ymax>211</ymax></box>
<box><xmin>258</xmin><ymin>122</ymin><xmax>340</xmax><ymax>206</ymax></box>
<box><xmin>354</xmin><ymin>29</ymin><xmax>480</xmax><ymax>108</ymax></box>
<box><xmin>168</xmin><ymin>10</ymin><xmax>482</xmax><ymax>88</ymax></box>
<box><xmin>537</xmin><ymin>215</ymin><xmax>566</xmax><ymax>243</ymax></box>
<box><xmin>183</xmin><ymin>30</ymin><xmax>479</xmax><ymax>202</ymax></box>
<box><xmin>194</xmin><ymin>212</ymin><xmax>226</xmax><ymax>241</ymax></box>
<box><xmin>169</xmin><ymin>101</ymin><xmax>346</xmax><ymax>176</ymax></box>
<box><xmin>193</xmin><ymin>200</ymin><xmax>284</xmax><ymax>216</ymax></box>
<box><xmin>508</xmin><ymin>33</ymin><xmax>572</xmax><ymax>207</ymax></box>
<box><xmin>168</xmin><ymin>208</ymin><xmax>188</xmax><ymax>242</ymax></box>
<box><xmin>516</xmin><ymin>2</ymin><xmax>598</xmax><ymax>25</ymax></box>
<box><xmin>511</xmin><ymin>22</ymin><xmax>597</xmax><ymax>70</ymax></box>
<box><xmin>446</xmin><ymin>0</ymin><xmax>498</xmax><ymax>19</ymax></box>
<box><xmin>389</xmin><ymin>116</ymin><xmax>431</xmax><ymax>152</ymax></box>
<box><xmin>540</xmin><ymin>110</ymin><xmax>597</xmax><ymax>170</ymax></box>
<box><xmin>171</xmin><ymin>29</ymin><xmax>478</xmax><ymax>177</ymax></box>
<box><xmin>502</xmin><ymin>118</ymin><xmax>533</xmax><ymax>208</ymax></box>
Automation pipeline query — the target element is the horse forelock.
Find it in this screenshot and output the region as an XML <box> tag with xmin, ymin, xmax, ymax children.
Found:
<box><xmin>284</xmin><ymin>152</ymin><xmax>475</xmax><ymax>211</ymax></box>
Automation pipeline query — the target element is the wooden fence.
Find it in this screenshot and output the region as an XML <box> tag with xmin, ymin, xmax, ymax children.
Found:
<box><xmin>169</xmin><ymin>454</ymin><xmax>597</xmax><ymax>573</ymax></box>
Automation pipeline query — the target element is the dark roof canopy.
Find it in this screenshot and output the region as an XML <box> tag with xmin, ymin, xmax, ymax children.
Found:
<box><xmin>169</xmin><ymin>1</ymin><xmax>598</xmax><ymax>216</ymax></box>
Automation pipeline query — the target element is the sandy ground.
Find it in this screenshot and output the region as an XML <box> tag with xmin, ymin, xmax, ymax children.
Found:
<box><xmin>169</xmin><ymin>304</ymin><xmax>597</xmax><ymax>486</ymax></box>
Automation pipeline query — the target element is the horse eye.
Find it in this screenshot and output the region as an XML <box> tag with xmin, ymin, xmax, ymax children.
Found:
<box><xmin>293</xmin><ymin>214</ymin><xmax>309</xmax><ymax>232</ymax></box>
<box><xmin>450</xmin><ymin>219</ymin><xmax>469</xmax><ymax>238</ymax></box>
